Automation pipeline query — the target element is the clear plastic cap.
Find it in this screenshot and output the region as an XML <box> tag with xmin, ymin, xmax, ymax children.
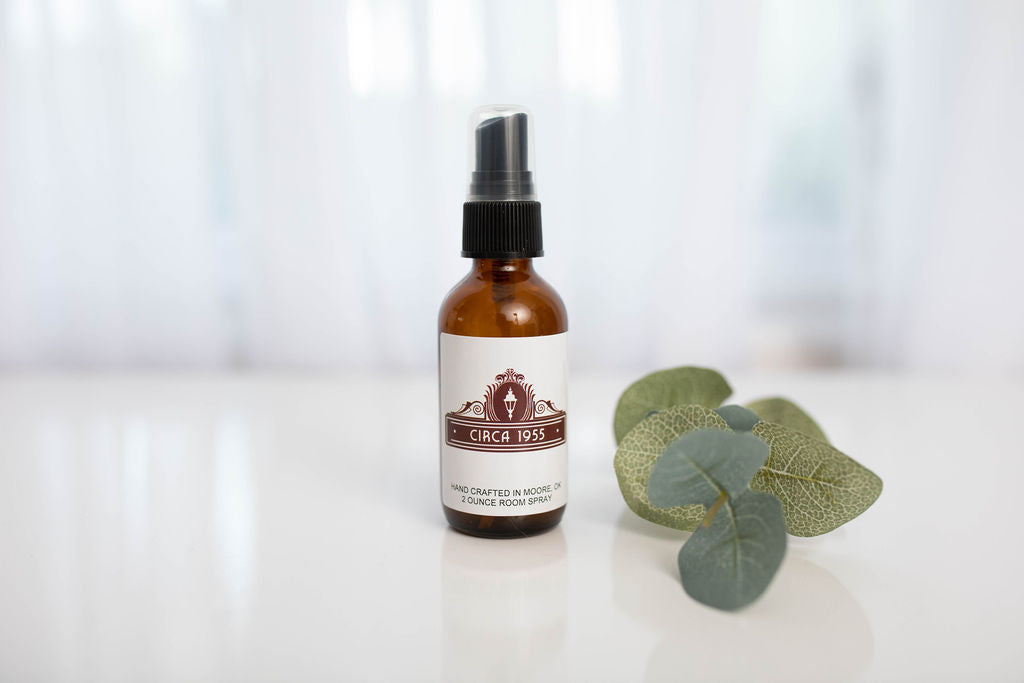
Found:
<box><xmin>466</xmin><ymin>105</ymin><xmax>537</xmax><ymax>202</ymax></box>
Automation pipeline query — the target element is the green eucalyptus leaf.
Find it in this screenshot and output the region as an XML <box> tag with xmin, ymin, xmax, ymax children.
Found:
<box><xmin>613</xmin><ymin>405</ymin><xmax>729</xmax><ymax>531</ymax></box>
<box><xmin>647</xmin><ymin>429</ymin><xmax>769</xmax><ymax>508</ymax></box>
<box><xmin>715</xmin><ymin>405</ymin><xmax>761</xmax><ymax>432</ymax></box>
<box><xmin>614</xmin><ymin>367</ymin><xmax>732</xmax><ymax>444</ymax></box>
<box><xmin>746</xmin><ymin>397</ymin><xmax>828</xmax><ymax>443</ymax></box>
<box><xmin>678</xmin><ymin>491</ymin><xmax>787</xmax><ymax>611</ymax></box>
<box><xmin>750</xmin><ymin>422</ymin><xmax>883</xmax><ymax>537</ymax></box>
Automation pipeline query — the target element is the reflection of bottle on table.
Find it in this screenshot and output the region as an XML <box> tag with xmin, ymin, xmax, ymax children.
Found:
<box><xmin>441</xmin><ymin>528</ymin><xmax>568</xmax><ymax>682</ymax></box>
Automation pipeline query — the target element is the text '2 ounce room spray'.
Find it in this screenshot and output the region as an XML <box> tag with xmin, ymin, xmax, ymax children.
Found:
<box><xmin>439</xmin><ymin>106</ymin><xmax>568</xmax><ymax>538</ymax></box>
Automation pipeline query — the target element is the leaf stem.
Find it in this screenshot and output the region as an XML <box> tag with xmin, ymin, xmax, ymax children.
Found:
<box><xmin>701</xmin><ymin>491</ymin><xmax>728</xmax><ymax>528</ymax></box>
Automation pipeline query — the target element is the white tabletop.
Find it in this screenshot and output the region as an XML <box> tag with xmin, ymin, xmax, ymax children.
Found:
<box><xmin>1</xmin><ymin>372</ymin><xmax>1021</xmax><ymax>682</ymax></box>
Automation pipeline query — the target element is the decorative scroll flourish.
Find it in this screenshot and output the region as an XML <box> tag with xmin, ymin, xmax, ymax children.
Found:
<box><xmin>450</xmin><ymin>400</ymin><xmax>486</xmax><ymax>417</ymax></box>
<box><xmin>534</xmin><ymin>399</ymin><xmax>559</xmax><ymax>416</ymax></box>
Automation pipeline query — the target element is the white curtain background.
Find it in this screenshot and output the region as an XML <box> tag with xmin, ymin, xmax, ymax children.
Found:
<box><xmin>1</xmin><ymin>0</ymin><xmax>1021</xmax><ymax>374</ymax></box>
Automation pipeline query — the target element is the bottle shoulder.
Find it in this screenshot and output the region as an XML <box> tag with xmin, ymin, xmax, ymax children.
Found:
<box><xmin>439</xmin><ymin>266</ymin><xmax>567</xmax><ymax>337</ymax></box>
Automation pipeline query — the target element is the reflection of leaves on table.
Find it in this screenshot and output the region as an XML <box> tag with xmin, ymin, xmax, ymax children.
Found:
<box><xmin>641</xmin><ymin>556</ymin><xmax>874</xmax><ymax>683</ymax></box>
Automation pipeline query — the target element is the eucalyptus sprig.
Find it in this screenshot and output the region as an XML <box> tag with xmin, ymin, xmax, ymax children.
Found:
<box><xmin>612</xmin><ymin>366</ymin><xmax>883</xmax><ymax>610</ymax></box>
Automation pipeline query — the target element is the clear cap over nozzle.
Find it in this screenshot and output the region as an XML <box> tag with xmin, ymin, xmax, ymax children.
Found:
<box><xmin>466</xmin><ymin>105</ymin><xmax>537</xmax><ymax>202</ymax></box>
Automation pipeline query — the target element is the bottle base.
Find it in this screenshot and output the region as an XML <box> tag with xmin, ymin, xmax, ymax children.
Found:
<box><xmin>443</xmin><ymin>504</ymin><xmax>565</xmax><ymax>539</ymax></box>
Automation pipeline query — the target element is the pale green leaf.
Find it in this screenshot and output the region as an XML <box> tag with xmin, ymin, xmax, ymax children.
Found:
<box><xmin>678</xmin><ymin>491</ymin><xmax>787</xmax><ymax>611</ymax></box>
<box><xmin>614</xmin><ymin>367</ymin><xmax>732</xmax><ymax>444</ymax></box>
<box><xmin>613</xmin><ymin>405</ymin><xmax>729</xmax><ymax>531</ymax></box>
<box><xmin>746</xmin><ymin>397</ymin><xmax>828</xmax><ymax>443</ymax></box>
<box><xmin>750</xmin><ymin>422</ymin><xmax>883</xmax><ymax>537</ymax></box>
<box><xmin>647</xmin><ymin>429</ymin><xmax>769</xmax><ymax>508</ymax></box>
<box><xmin>715</xmin><ymin>404</ymin><xmax>761</xmax><ymax>432</ymax></box>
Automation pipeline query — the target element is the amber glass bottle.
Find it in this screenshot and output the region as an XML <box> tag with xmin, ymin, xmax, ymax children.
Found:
<box><xmin>438</xmin><ymin>106</ymin><xmax>568</xmax><ymax>538</ymax></box>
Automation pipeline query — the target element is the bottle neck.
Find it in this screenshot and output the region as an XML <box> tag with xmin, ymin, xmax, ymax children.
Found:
<box><xmin>472</xmin><ymin>258</ymin><xmax>535</xmax><ymax>277</ymax></box>
<box><xmin>471</xmin><ymin>259</ymin><xmax>536</xmax><ymax>287</ymax></box>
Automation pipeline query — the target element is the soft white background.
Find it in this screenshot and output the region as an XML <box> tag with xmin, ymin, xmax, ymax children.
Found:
<box><xmin>1</xmin><ymin>0</ymin><xmax>1021</xmax><ymax>374</ymax></box>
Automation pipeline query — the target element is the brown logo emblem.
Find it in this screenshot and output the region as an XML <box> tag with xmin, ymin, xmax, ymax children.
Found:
<box><xmin>446</xmin><ymin>368</ymin><xmax>566</xmax><ymax>452</ymax></box>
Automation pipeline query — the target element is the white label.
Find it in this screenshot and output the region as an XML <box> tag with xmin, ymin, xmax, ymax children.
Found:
<box><xmin>439</xmin><ymin>332</ymin><xmax>568</xmax><ymax>516</ymax></box>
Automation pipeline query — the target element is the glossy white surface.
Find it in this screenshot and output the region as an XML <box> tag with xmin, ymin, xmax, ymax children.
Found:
<box><xmin>0</xmin><ymin>373</ymin><xmax>1021</xmax><ymax>682</ymax></box>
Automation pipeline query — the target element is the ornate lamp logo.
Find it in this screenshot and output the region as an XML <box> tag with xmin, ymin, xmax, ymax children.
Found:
<box><xmin>503</xmin><ymin>387</ymin><xmax>517</xmax><ymax>420</ymax></box>
<box><xmin>445</xmin><ymin>368</ymin><xmax>566</xmax><ymax>452</ymax></box>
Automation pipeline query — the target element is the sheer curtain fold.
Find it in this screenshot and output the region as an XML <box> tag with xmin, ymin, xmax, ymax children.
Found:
<box><xmin>0</xmin><ymin>0</ymin><xmax>1020</xmax><ymax>372</ymax></box>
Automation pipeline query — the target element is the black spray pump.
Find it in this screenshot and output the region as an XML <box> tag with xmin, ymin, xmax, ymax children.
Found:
<box><xmin>462</xmin><ymin>106</ymin><xmax>543</xmax><ymax>258</ymax></box>
<box><xmin>468</xmin><ymin>111</ymin><xmax>537</xmax><ymax>202</ymax></box>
